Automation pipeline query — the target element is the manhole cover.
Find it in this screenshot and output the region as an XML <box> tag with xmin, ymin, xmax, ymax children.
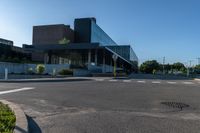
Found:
<box><xmin>161</xmin><ymin>102</ymin><xmax>189</xmax><ymax>110</ymax></box>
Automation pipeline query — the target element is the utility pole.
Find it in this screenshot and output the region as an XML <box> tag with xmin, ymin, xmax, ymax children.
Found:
<box><xmin>187</xmin><ymin>60</ymin><xmax>193</xmax><ymax>77</ymax></box>
<box><xmin>163</xmin><ymin>57</ymin><xmax>165</xmax><ymax>75</ymax></box>
<box><xmin>189</xmin><ymin>60</ymin><xmax>193</xmax><ymax>67</ymax></box>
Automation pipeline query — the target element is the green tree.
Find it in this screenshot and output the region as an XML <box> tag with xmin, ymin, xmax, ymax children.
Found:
<box><xmin>12</xmin><ymin>57</ymin><xmax>20</xmax><ymax>63</ymax></box>
<box><xmin>0</xmin><ymin>55</ymin><xmax>6</xmax><ymax>62</ymax></box>
<box><xmin>164</xmin><ymin>64</ymin><xmax>172</xmax><ymax>73</ymax></box>
<box><xmin>58</xmin><ymin>37</ymin><xmax>70</xmax><ymax>44</ymax></box>
<box><xmin>194</xmin><ymin>65</ymin><xmax>200</xmax><ymax>74</ymax></box>
<box><xmin>140</xmin><ymin>60</ymin><xmax>160</xmax><ymax>74</ymax></box>
<box><xmin>172</xmin><ymin>62</ymin><xmax>185</xmax><ymax>71</ymax></box>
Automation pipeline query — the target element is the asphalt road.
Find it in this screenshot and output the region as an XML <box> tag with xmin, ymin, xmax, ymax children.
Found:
<box><xmin>0</xmin><ymin>78</ymin><xmax>200</xmax><ymax>133</ymax></box>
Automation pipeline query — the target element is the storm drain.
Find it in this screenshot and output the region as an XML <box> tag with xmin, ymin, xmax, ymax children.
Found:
<box><xmin>161</xmin><ymin>102</ymin><xmax>189</xmax><ymax>110</ymax></box>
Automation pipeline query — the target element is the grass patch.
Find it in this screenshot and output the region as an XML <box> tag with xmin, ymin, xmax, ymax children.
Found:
<box><xmin>0</xmin><ymin>102</ymin><xmax>16</xmax><ymax>133</ymax></box>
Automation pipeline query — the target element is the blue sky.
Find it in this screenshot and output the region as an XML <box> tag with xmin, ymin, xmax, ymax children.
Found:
<box><xmin>0</xmin><ymin>0</ymin><xmax>199</xmax><ymax>65</ymax></box>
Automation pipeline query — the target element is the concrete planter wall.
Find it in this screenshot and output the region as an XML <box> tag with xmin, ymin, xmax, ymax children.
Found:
<box><xmin>0</xmin><ymin>62</ymin><xmax>70</xmax><ymax>75</ymax></box>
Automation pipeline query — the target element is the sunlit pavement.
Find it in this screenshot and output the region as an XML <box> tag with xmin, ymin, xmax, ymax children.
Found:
<box><xmin>0</xmin><ymin>78</ymin><xmax>200</xmax><ymax>133</ymax></box>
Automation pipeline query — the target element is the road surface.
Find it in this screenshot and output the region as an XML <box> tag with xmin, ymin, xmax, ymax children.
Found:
<box><xmin>0</xmin><ymin>78</ymin><xmax>200</xmax><ymax>133</ymax></box>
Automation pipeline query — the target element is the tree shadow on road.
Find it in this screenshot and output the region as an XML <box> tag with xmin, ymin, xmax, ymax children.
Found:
<box><xmin>26</xmin><ymin>115</ymin><xmax>42</xmax><ymax>133</ymax></box>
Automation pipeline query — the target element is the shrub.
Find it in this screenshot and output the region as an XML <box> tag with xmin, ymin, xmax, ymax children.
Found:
<box><xmin>36</xmin><ymin>64</ymin><xmax>45</xmax><ymax>74</ymax></box>
<box><xmin>27</xmin><ymin>67</ymin><xmax>34</xmax><ymax>74</ymax></box>
<box><xmin>0</xmin><ymin>102</ymin><xmax>16</xmax><ymax>133</ymax></box>
<box><xmin>153</xmin><ymin>69</ymin><xmax>156</xmax><ymax>75</ymax></box>
<box><xmin>58</xmin><ymin>69</ymin><xmax>73</xmax><ymax>75</ymax></box>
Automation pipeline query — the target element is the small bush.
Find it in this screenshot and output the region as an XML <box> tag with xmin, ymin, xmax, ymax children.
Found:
<box><xmin>59</xmin><ymin>69</ymin><xmax>73</xmax><ymax>75</ymax></box>
<box><xmin>20</xmin><ymin>72</ymin><xmax>25</xmax><ymax>75</ymax></box>
<box><xmin>0</xmin><ymin>102</ymin><xmax>16</xmax><ymax>133</ymax></box>
<box><xmin>27</xmin><ymin>67</ymin><xmax>34</xmax><ymax>75</ymax></box>
<box><xmin>10</xmin><ymin>72</ymin><xmax>15</xmax><ymax>75</ymax></box>
<box><xmin>36</xmin><ymin>64</ymin><xmax>45</xmax><ymax>74</ymax></box>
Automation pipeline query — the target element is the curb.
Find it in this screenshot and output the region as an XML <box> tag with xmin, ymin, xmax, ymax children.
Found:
<box><xmin>194</xmin><ymin>78</ymin><xmax>200</xmax><ymax>81</ymax></box>
<box><xmin>0</xmin><ymin>78</ymin><xmax>92</xmax><ymax>83</ymax></box>
<box><xmin>0</xmin><ymin>100</ymin><xmax>28</xmax><ymax>133</ymax></box>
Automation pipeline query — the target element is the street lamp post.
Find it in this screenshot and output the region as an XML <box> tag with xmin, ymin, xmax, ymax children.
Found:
<box><xmin>112</xmin><ymin>54</ymin><xmax>118</xmax><ymax>78</ymax></box>
<box><xmin>5</xmin><ymin>68</ymin><xmax>8</xmax><ymax>80</ymax></box>
<box><xmin>163</xmin><ymin>57</ymin><xmax>165</xmax><ymax>75</ymax></box>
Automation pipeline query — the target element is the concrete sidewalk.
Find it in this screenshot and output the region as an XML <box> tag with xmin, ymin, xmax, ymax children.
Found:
<box><xmin>0</xmin><ymin>77</ymin><xmax>93</xmax><ymax>83</ymax></box>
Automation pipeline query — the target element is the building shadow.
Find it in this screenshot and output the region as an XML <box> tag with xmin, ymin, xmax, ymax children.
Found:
<box><xmin>26</xmin><ymin>115</ymin><xmax>42</xmax><ymax>133</ymax></box>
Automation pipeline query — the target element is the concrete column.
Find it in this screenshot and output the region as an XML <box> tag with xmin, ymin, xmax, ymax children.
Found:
<box><xmin>110</xmin><ymin>59</ymin><xmax>113</xmax><ymax>72</ymax></box>
<box><xmin>102</xmin><ymin>50</ymin><xmax>105</xmax><ymax>73</ymax></box>
<box><xmin>88</xmin><ymin>49</ymin><xmax>91</xmax><ymax>65</ymax></box>
<box><xmin>44</xmin><ymin>53</ymin><xmax>49</xmax><ymax>64</ymax></box>
<box><xmin>59</xmin><ymin>57</ymin><xmax>62</xmax><ymax>64</ymax></box>
<box><xmin>48</xmin><ymin>52</ymin><xmax>52</xmax><ymax>64</ymax></box>
<box><xmin>95</xmin><ymin>49</ymin><xmax>98</xmax><ymax>65</ymax></box>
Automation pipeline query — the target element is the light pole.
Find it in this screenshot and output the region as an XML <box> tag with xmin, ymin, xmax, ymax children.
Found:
<box><xmin>187</xmin><ymin>60</ymin><xmax>194</xmax><ymax>77</ymax></box>
<box><xmin>163</xmin><ymin>57</ymin><xmax>165</xmax><ymax>75</ymax></box>
<box><xmin>112</xmin><ymin>54</ymin><xmax>118</xmax><ymax>78</ymax></box>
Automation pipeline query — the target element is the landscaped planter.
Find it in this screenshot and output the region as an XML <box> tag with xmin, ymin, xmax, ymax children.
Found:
<box><xmin>0</xmin><ymin>102</ymin><xmax>16</xmax><ymax>133</ymax></box>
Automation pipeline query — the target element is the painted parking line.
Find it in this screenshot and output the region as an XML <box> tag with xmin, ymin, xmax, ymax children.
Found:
<box><xmin>183</xmin><ymin>82</ymin><xmax>194</xmax><ymax>85</ymax></box>
<box><xmin>0</xmin><ymin>87</ymin><xmax>35</xmax><ymax>95</ymax></box>
<box><xmin>123</xmin><ymin>80</ymin><xmax>131</xmax><ymax>83</ymax></box>
<box><xmin>137</xmin><ymin>81</ymin><xmax>146</xmax><ymax>83</ymax></box>
<box><xmin>109</xmin><ymin>79</ymin><xmax>118</xmax><ymax>82</ymax></box>
<box><xmin>152</xmin><ymin>81</ymin><xmax>161</xmax><ymax>84</ymax></box>
<box><xmin>167</xmin><ymin>81</ymin><xmax>177</xmax><ymax>84</ymax></box>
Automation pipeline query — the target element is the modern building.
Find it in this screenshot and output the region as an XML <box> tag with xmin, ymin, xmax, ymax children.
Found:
<box><xmin>0</xmin><ymin>38</ymin><xmax>13</xmax><ymax>46</ymax></box>
<box><xmin>0</xmin><ymin>38</ymin><xmax>31</xmax><ymax>63</ymax></box>
<box><xmin>24</xmin><ymin>17</ymin><xmax>138</xmax><ymax>73</ymax></box>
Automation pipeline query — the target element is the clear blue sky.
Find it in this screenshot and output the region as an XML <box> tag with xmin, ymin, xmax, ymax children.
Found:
<box><xmin>0</xmin><ymin>0</ymin><xmax>200</xmax><ymax>65</ymax></box>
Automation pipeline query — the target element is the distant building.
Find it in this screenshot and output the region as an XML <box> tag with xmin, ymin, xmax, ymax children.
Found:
<box><xmin>26</xmin><ymin>17</ymin><xmax>138</xmax><ymax>73</ymax></box>
<box><xmin>0</xmin><ymin>38</ymin><xmax>13</xmax><ymax>46</ymax></box>
<box><xmin>0</xmin><ymin>38</ymin><xmax>31</xmax><ymax>63</ymax></box>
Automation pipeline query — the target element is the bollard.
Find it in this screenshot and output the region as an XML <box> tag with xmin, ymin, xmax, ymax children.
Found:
<box><xmin>5</xmin><ymin>68</ymin><xmax>8</xmax><ymax>80</ymax></box>
<box><xmin>53</xmin><ymin>68</ymin><xmax>56</xmax><ymax>77</ymax></box>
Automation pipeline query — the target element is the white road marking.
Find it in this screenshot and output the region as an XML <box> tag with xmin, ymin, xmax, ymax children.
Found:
<box><xmin>137</xmin><ymin>81</ymin><xmax>146</xmax><ymax>83</ymax></box>
<box><xmin>183</xmin><ymin>82</ymin><xmax>194</xmax><ymax>85</ymax></box>
<box><xmin>152</xmin><ymin>81</ymin><xmax>161</xmax><ymax>84</ymax></box>
<box><xmin>167</xmin><ymin>81</ymin><xmax>177</xmax><ymax>84</ymax></box>
<box><xmin>109</xmin><ymin>79</ymin><xmax>118</xmax><ymax>82</ymax></box>
<box><xmin>123</xmin><ymin>80</ymin><xmax>131</xmax><ymax>83</ymax></box>
<box><xmin>95</xmin><ymin>79</ymin><xmax>104</xmax><ymax>81</ymax></box>
<box><xmin>0</xmin><ymin>87</ymin><xmax>35</xmax><ymax>95</ymax></box>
